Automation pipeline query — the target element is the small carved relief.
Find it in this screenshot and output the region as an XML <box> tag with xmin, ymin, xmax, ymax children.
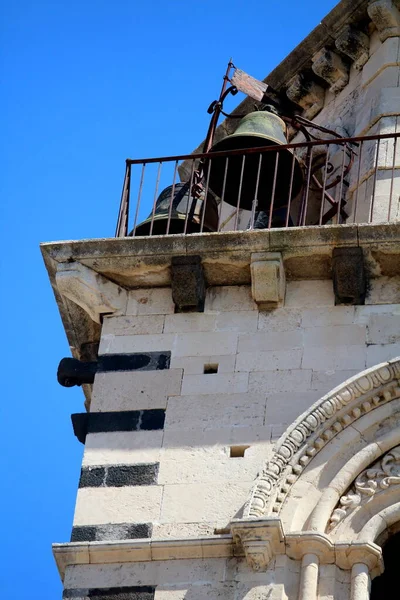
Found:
<box><xmin>328</xmin><ymin>446</ymin><xmax>400</xmax><ymax>531</ymax></box>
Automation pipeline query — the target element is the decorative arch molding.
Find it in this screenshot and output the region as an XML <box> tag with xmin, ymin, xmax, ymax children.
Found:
<box><xmin>245</xmin><ymin>358</ymin><xmax>400</xmax><ymax>519</ymax></box>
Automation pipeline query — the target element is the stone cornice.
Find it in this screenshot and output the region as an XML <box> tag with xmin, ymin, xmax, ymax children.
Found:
<box><xmin>53</xmin><ymin>535</ymin><xmax>236</xmax><ymax>581</ymax></box>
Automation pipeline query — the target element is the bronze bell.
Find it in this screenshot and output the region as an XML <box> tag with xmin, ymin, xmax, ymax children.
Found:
<box><xmin>207</xmin><ymin>111</ymin><xmax>303</xmax><ymax>212</ymax></box>
<box><xmin>133</xmin><ymin>182</ymin><xmax>219</xmax><ymax>236</ymax></box>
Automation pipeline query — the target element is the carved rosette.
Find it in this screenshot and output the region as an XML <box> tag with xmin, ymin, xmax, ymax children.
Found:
<box><xmin>245</xmin><ymin>360</ymin><xmax>400</xmax><ymax>519</ymax></box>
<box><xmin>328</xmin><ymin>446</ymin><xmax>400</xmax><ymax>531</ymax></box>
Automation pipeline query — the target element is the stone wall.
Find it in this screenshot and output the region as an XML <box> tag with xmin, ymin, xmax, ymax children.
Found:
<box><xmin>71</xmin><ymin>284</ymin><xmax>400</xmax><ymax>544</ymax></box>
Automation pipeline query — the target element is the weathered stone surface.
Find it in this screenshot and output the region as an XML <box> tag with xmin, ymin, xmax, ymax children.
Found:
<box><xmin>250</xmin><ymin>252</ymin><xmax>286</xmax><ymax>308</ymax></box>
<box><xmin>332</xmin><ymin>247</ymin><xmax>367</xmax><ymax>304</ymax></box>
<box><xmin>368</xmin><ymin>0</ymin><xmax>400</xmax><ymax>42</ymax></box>
<box><xmin>170</xmin><ymin>255</ymin><xmax>206</xmax><ymax>312</ymax></box>
<box><xmin>312</xmin><ymin>48</ymin><xmax>350</xmax><ymax>93</ymax></box>
<box><xmin>286</xmin><ymin>74</ymin><xmax>325</xmax><ymax>120</ymax></box>
<box><xmin>335</xmin><ymin>25</ymin><xmax>369</xmax><ymax>70</ymax></box>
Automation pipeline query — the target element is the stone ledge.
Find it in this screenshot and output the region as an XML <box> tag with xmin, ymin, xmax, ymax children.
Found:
<box><xmin>53</xmin><ymin>535</ymin><xmax>235</xmax><ymax>581</ymax></box>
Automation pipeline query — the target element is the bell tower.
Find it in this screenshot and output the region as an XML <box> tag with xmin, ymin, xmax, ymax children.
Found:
<box><xmin>43</xmin><ymin>1</ymin><xmax>400</xmax><ymax>599</ymax></box>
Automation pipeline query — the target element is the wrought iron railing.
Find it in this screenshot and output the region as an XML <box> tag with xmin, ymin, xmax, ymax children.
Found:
<box><xmin>115</xmin><ymin>132</ymin><xmax>400</xmax><ymax>237</ymax></box>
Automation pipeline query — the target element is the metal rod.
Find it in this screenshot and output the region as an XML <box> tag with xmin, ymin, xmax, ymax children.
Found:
<box><xmin>250</xmin><ymin>154</ymin><xmax>263</xmax><ymax>230</ymax></box>
<box><xmin>235</xmin><ymin>155</ymin><xmax>246</xmax><ymax>231</ymax></box>
<box><xmin>319</xmin><ymin>147</ymin><xmax>330</xmax><ymax>226</ymax></box>
<box><xmin>388</xmin><ymin>136</ymin><xmax>397</xmax><ymax>221</ymax></box>
<box><xmin>337</xmin><ymin>144</ymin><xmax>347</xmax><ymax>222</ymax></box>
<box><xmin>268</xmin><ymin>152</ymin><xmax>280</xmax><ymax>229</ymax></box>
<box><xmin>353</xmin><ymin>141</ymin><xmax>363</xmax><ymax>223</ymax></box>
<box><xmin>301</xmin><ymin>147</ymin><xmax>313</xmax><ymax>226</ymax></box>
<box><xmin>218</xmin><ymin>157</ymin><xmax>229</xmax><ymax>231</ymax></box>
<box><xmin>201</xmin><ymin>159</ymin><xmax>212</xmax><ymax>232</ymax></box>
<box><xmin>115</xmin><ymin>162</ymin><xmax>131</xmax><ymax>237</ymax></box>
<box><xmin>369</xmin><ymin>139</ymin><xmax>380</xmax><ymax>223</ymax></box>
<box><xmin>166</xmin><ymin>160</ymin><xmax>178</xmax><ymax>235</ymax></box>
<box><xmin>132</xmin><ymin>163</ymin><xmax>145</xmax><ymax>237</ymax></box>
<box><xmin>149</xmin><ymin>162</ymin><xmax>162</xmax><ymax>236</ymax></box>
<box><xmin>125</xmin><ymin>132</ymin><xmax>400</xmax><ymax>166</ymax></box>
<box><xmin>183</xmin><ymin>161</ymin><xmax>196</xmax><ymax>235</ymax></box>
<box><xmin>285</xmin><ymin>152</ymin><xmax>296</xmax><ymax>228</ymax></box>
<box><xmin>202</xmin><ymin>60</ymin><xmax>234</xmax><ymax>154</ymax></box>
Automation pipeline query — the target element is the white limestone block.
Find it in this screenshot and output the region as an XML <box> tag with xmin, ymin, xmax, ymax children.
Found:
<box><xmin>180</xmin><ymin>372</ymin><xmax>249</xmax><ymax>395</ymax></box>
<box><xmin>164</xmin><ymin>313</ymin><xmax>216</xmax><ymax>333</ymax></box>
<box><xmin>366</xmin><ymin>342</ymin><xmax>400</xmax><ymax>366</ymax></box>
<box><xmin>301</xmin><ymin>307</ymin><xmax>355</xmax><ymax>327</ymax></box>
<box><xmin>235</xmin><ymin>349</ymin><xmax>303</xmax><ymax>372</ymax></box>
<box><xmin>238</xmin><ymin>330</ymin><xmax>303</xmax><ymax>353</ymax></box>
<box><xmin>248</xmin><ymin>370</ymin><xmax>312</xmax><ymax>393</ymax></box>
<box><xmin>160</xmin><ymin>482</ymin><xmax>250</xmax><ymax>523</ymax></box>
<box><xmin>170</xmin><ymin>355</ymin><xmax>235</xmax><ymax>374</ymax></box>
<box><xmin>310</xmin><ymin>370</ymin><xmax>361</xmax><ymax>392</ymax></box>
<box><xmin>164</xmin><ymin>393</ymin><xmax>266</xmax><ymax>430</ymax></box>
<box><xmin>173</xmin><ymin>332</ymin><xmax>238</xmax><ymax>357</ymax></box>
<box><xmin>83</xmin><ymin>431</ymin><xmax>163</xmax><ymax>466</ymax></box>
<box><xmin>99</xmin><ymin>333</ymin><xmax>175</xmax><ymax>354</ymax></box>
<box><xmin>302</xmin><ymin>345</ymin><xmax>366</xmax><ymax>370</ymax></box>
<box><xmin>258</xmin><ymin>308</ymin><xmax>302</xmax><ymax>332</ymax></box>
<box><xmin>162</xmin><ymin>425</ymin><xmax>272</xmax><ymax>450</ymax></box>
<box><xmin>102</xmin><ymin>314</ymin><xmax>165</xmax><ymax>336</ymax></box>
<box><xmin>91</xmin><ymin>369</ymin><xmax>183</xmax><ymax>411</ymax></box>
<box><xmin>367</xmin><ymin>313</ymin><xmax>400</xmax><ymax>343</ymax></box>
<box><xmin>127</xmin><ymin>288</ymin><xmax>175</xmax><ymax>315</ymax></box>
<box><xmin>64</xmin><ymin>559</ymin><xmax>227</xmax><ymax>588</ymax></box>
<box><xmin>366</xmin><ymin>277</ymin><xmax>400</xmax><ymax>304</ymax></box>
<box><xmin>285</xmin><ymin>281</ymin><xmax>334</xmax><ymax>308</ymax></box>
<box><xmin>204</xmin><ymin>286</ymin><xmax>257</xmax><ymax>312</ymax></box>
<box><xmin>215</xmin><ymin>311</ymin><xmax>258</xmax><ymax>333</ymax></box>
<box><xmin>265</xmin><ymin>391</ymin><xmax>322</xmax><ymax>425</ymax></box>
<box><xmin>73</xmin><ymin>486</ymin><xmax>163</xmax><ymax>525</ymax></box>
<box><xmin>250</xmin><ymin>252</ymin><xmax>286</xmax><ymax>308</ymax></box>
<box><xmin>362</xmin><ymin>37</ymin><xmax>400</xmax><ymax>87</ymax></box>
<box><xmin>303</xmin><ymin>324</ymin><xmax>366</xmax><ymax>347</ymax></box>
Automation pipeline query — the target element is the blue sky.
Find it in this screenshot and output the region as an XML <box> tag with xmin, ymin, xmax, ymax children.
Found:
<box><xmin>1</xmin><ymin>1</ymin><xmax>338</xmax><ymax>597</ymax></box>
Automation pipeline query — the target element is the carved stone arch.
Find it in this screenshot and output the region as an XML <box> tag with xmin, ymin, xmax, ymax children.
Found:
<box><xmin>245</xmin><ymin>358</ymin><xmax>400</xmax><ymax>531</ymax></box>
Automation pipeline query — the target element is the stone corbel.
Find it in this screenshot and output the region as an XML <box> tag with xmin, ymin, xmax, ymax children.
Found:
<box><xmin>368</xmin><ymin>0</ymin><xmax>400</xmax><ymax>42</ymax></box>
<box><xmin>286</xmin><ymin>74</ymin><xmax>325</xmax><ymax>121</ymax></box>
<box><xmin>332</xmin><ymin>247</ymin><xmax>367</xmax><ymax>305</ymax></box>
<box><xmin>335</xmin><ymin>26</ymin><xmax>370</xmax><ymax>71</ymax></box>
<box><xmin>170</xmin><ymin>255</ymin><xmax>206</xmax><ymax>312</ymax></box>
<box><xmin>56</xmin><ymin>262</ymin><xmax>128</xmax><ymax>324</ymax></box>
<box><xmin>250</xmin><ymin>252</ymin><xmax>286</xmax><ymax>309</ymax></box>
<box><xmin>230</xmin><ymin>518</ymin><xmax>285</xmax><ymax>571</ymax></box>
<box><xmin>312</xmin><ymin>48</ymin><xmax>350</xmax><ymax>94</ymax></box>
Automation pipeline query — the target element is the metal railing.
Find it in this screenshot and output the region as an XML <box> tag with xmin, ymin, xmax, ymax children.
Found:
<box><xmin>115</xmin><ymin>132</ymin><xmax>400</xmax><ymax>237</ymax></box>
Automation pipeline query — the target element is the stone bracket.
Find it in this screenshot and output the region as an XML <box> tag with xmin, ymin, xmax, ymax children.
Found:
<box><xmin>312</xmin><ymin>48</ymin><xmax>350</xmax><ymax>94</ymax></box>
<box><xmin>332</xmin><ymin>247</ymin><xmax>367</xmax><ymax>305</ymax></box>
<box><xmin>231</xmin><ymin>518</ymin><xmax>285</xmax><ymax>572</ymax></box>
<box><xmin>56</xmin><ymin>262</ymin><xmax>127</xmax><ymax>324</ymax></box>
<box><xmin>171</xmin><ymin>255</ymin><xmax>206</xmax><ymax>312</ymax></box>
<box><xmin>286</xmin><ymin>74</ymin><xmax>325</xmax><ymax>121</ymax></box>
<box><xmin>368</xmin><ymin>0</ymin><xmax>400</xmax><ymax>42</ymax></box>
<box><xmin>250</xmin><ymin>252</ymin><xmax>286</xmax><ymax>309</ymax></box>
<box><xmin>335</xmin><ymin>25</ymin><xmax>370</xmax><ymax>71</ymax></box>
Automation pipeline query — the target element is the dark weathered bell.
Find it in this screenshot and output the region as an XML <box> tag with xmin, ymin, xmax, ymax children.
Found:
<box><xmin>207</xmin><ymin>111</ymin><xmax>303</xmax><ymax>212</ymax></box>
<box><xmin>133</xmin><ymin>182</ymin><xmax>219</xmax><ymax>236</ymax></box>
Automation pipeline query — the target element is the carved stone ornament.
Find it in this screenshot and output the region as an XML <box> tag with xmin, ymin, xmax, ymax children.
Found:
<box><xmin>328</xmin><ymin>446</ymin><xmax>400</xmax><ymax>531</ymax></box>
<box><xmin>245</xmin><ymin>359</ymin><xmax>400</xmax><ymax>519</ymax></box>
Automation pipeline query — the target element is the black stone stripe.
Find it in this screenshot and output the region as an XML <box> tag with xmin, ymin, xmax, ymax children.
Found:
<box><xmin>63</xmin><ymin>587</ymin><xmax>155</xmax><ymax>599</ymax></box>
<box><xmin>98</xmin><ymin>352</ymin><xmax>170</xmax><ymax>373</ymax></box>
<box><xmin>71</xmin><ymin>409</ymin><xmax>165</xmax><ymax>444</ymax></box>
<box><xmin>79</xmin><ymin>464</ymin><xmax>159</xmax><ymax>488</ymax></box>
<box><xmin>71</xmin><ymin>523</ymin><xmax>152</xmax><ymax>542</ymax></box>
